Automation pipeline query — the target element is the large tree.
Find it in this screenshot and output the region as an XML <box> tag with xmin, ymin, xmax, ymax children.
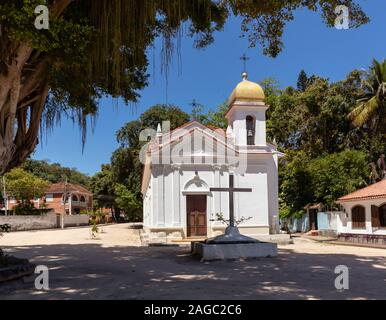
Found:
<box><xmin>4</xmin><ymin>167</ymin><xmax>49</xmax><ymax>205</ymax></box>
<box><xmin>22</xmin><ymin>158</ymin><xmax>90</xmax><ymax>185</ymax></box>
<box><xmin>0</xmin><ymin>0</ymin><xmax>368</xmax><ymax>174</ymax></box>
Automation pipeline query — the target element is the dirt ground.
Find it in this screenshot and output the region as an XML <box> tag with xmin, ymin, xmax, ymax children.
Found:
<box><xmin>0</xmin><ymin>224</ymin><xmax>385</xmax><ymax>300</ymax></box>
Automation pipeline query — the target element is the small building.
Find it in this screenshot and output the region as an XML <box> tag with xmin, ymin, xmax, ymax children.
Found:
<box><xmin>141</xmin><ymin>72</ymin><xmax>283</xmax><ymax>243</ymax></box>
<box><xmin>1</xmin><ymin>182</ymin><xmax>93</xmax><ymax>215</ymax></box>
<box><xmin>337</xmin><ymin>180</ymin><xmax>386</xmax><ymax>245</ymax></box>
<box><xmin>304</xmin><ymin>203</ymin><xmax>324</xmax><ymax>231</ymax></box>
<box><xmin>283</xmin><ymin>204</ymin><xmax>338</xmax><ymax>236</ymax></box>
<box><xmin>43</xmin><ymin>182</ymin><xmax>93</xmax><ymax>215</ymax></box>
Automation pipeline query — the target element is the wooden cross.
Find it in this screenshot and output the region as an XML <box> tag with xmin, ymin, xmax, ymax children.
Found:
<box><xmin>210</xmin><ymin>174</ymin><xmax>252</xmax><ymax>228</ymax></box>
<box><xmin>240</xmin><ymin>53</ymin><xmax>250</xmax><ymax>73</ymax></box>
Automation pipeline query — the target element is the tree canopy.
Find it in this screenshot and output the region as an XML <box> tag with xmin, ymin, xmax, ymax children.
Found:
<box><xmin>0</xmin><ymin>0</ymin><xmax>368</xmax><ymax>174</ymax></box>
<box><xmin>268</xmin><ymin>65</ymin><xmax>386</xmax><ymax>217</ymax></box>
<box><xmin>90</xmin><ymin>63</ymin><xmax>386</xmax><ymax>220</ymax></box>
<box><xmin>21</xmin><ymin>158</ymin><xmax>90</xmax><ymax>186</ymax></box>
<box><xmin>3</xmin><ymin>167</ymin><xmax>49</xmax><ymax>204</ymax></box>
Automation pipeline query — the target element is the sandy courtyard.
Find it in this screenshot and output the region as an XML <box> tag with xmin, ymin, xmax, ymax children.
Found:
<box><xmin>0</xmin><ymin>223</ymin><xmax>385</xmax><ymax>300</ymax></box>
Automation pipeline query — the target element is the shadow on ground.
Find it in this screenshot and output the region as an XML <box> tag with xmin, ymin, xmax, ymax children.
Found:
<box><xmin>0</xmin><ymin>243</ymin><xmax>385</xmax><ymax>300</ymax></box>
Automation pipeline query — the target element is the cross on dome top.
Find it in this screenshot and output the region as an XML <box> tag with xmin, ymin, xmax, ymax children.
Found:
<box><xmin>240</xmin><ymin>53</ymin><xmax>250</xmax><ymax>73</ymax></box>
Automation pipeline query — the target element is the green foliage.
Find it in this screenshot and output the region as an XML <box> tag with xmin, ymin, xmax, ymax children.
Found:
<box><xmin>297</xmin><ymin>70</ymin><xmax>309</xmax><ymax>92</ymax></box>
<box><xmin>91</xmin><ymin>104</ymin><xmax>191</xmax><ymax>220</ymax></box>
<box><xmin>89</xmin><ymin>61</ymin><xmax>386</xmax><ymax>220</ymax></box>
<box><xmin>90</xmin><ymin>104</ymin><xmax>189</xmax><ymax>220</ymax></box>
<box><xmin>267</xmin><ymin>70</ymin><xmax>368</xmax><ymax>157</ymax></box>
<box><xmin>348</xmin><ymin>59</ymin><xmax>386</xmax><ymax>158</ymax></box>
<box><xmin>215</xmin><ymin>212</ymin><xmax>252</xmax><ymax>226</ymax></box>
<box><xmin>13</xmin><ymin>203</ymin><xmax>50</xmax><ymax>216</ymax></box>
<box><xmin>22</xmin><ymin>159</ymin><xmax>90</xmax><ymax>186</ymax></box>
<box><xmin>89</xmin><ymin>164</ymin><xmax>116</xmax><ymax>210</ymax></box>
<box><xmin>308</xmin><ymin>150</ymin><xmax>368</xmax><ymax>207</ymax></box>
<box><xmin>349</xmin><ymin>59</ymin><xmax>386</xmax><ymax>128</ymax></box>
<box><xmin>0</xmin><ymin>224</ymin><xmax>11</xmax><ymax>234</ymax></box>
<box><xmin>190</xmin><ymin>100</ymin><xmax>208</xmax><ymax>124</ymax></box>
<box><xmin>267</xmin><ymin>64</ymin><xmax>386</xmax><ymax>218</ymax></box>
<box><xmin>90</xmin><ymin>219</ymin><xmax>99</xmax><ymax>239</ymax></box>
<box><xmin>114</xmin><ymin>184</ymin><xmax>142</xmax><ymax>222</ymax></box>
<box><xmin>279</xmin><ymin>151</ymin><xmax>313</xmax><ymax>218</ymax></box>
<box><xmin>194</xmin><ymin>101</ymin><xmax>229</xmax><ymax>129</ymax></box>
<box><xmin>116</xmin><ymin>104</ymin><xmax>190</xmax><ymax>149</ymax></box>
<box><xmin>4</xmin><ymin>168</ymin><xmax>49</xmax><ymax>204</ymax></box>
<box><xmin>279</xmin><ymin>150</ymin><xmax>369</xmax><ymax>218</ymax></box>
<box><xmin>0</xmin><ymin>223</ymin><xmax>10</xmax><ymax>259</ymax></box>
<box><xmin>0</xmin><ymin>0</ymin><xmax>370</xmax><ymax>176</ymax></box>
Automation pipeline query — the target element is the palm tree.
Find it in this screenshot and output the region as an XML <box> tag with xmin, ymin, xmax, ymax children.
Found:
<box><xmin>349</xmin><ymin>59</ymin><xmax>386</xmax><ymax>157</ymax></box>
<box><xmin>349</xmin><ymin>59</ymin><xmax>386</xmax><ymax>129</ymax></box>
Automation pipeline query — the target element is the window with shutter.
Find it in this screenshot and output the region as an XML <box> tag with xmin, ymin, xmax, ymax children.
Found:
<box><xmin>371</xmin><ymin>205</ymin><xmax>381</xmax><ymax>229</ymax></box>
<box><xmin>379</xmin><ymin>205</ymin><xmax>386</xmax><ymax>228</ymax></box>
<box><xmin>352</xmin><ymin>206</ymin><xmax>366</xmax><ymax>229</ymax></box>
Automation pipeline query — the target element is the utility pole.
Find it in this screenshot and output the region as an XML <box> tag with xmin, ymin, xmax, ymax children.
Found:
<box><xmin>61</xmin><ymin>176</ymin><xmax>68</xmax><ymax>229</ymax></box>
<box><xmin>2</xmin><ymin>176</ymin><xmax>7</xmax><ymax>216</ymax></box>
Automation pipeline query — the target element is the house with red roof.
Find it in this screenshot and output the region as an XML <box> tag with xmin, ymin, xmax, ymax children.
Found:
<box><xmin>336</xmin><ymin>179</ymin><xmax>386</xmax><ymax>244</ymax></box>
<box><xmin>42</xmin><ymin>182</ymin><xmax>93</xmax><ymax>215</ymax></box>
<box><xmin>1</xmin><ymin>182</ymin><xmax>93</xmax><ymax>215</ymax></box>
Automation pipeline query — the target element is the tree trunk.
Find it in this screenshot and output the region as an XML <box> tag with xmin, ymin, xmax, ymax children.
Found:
<box><xmin>0</xmin><ymin>42</ymin><xmax>50</xmax><ymax>175</ymax></box>
<box><xmin>0</xmin><ymin>1</ymin><xmax>72</xmax><ymax>175</ymax></box>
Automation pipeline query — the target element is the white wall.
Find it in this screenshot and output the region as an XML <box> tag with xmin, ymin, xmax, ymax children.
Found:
<box><xmin>0</xmin><ymin>213</ymin><xmax>57</xmax><ymax>231</ymax></box>
<box><xmin>148</xmin><ymin>155</ymin><xmax>277</xmax><ymax>236</ymax></box>
<box><xmin>338</xmin><ymin>198</ymin><xmax>386</xmax><ymax>235</ymax></box>
<box><xmin>63</xmin><ymin>214</ymin><xmax>89</xmax><ymax>227</ymax></box>
<box><xmin>0</xmin><ymin>213</ymin><xmax>89</xmax><ymax>231</ymax></box>
<box><xmin>227</xmin><ymin>103</ymin><xmax>268</xmax><ymax>146</ymax></box>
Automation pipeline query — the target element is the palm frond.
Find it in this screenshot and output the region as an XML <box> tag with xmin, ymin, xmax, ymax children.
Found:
<box><xmin>352</xmin><ymin>96</ymin><xmax>380</xmax><ymax>127</ymax></box>
<box><xmin>351</xmin><ymin>59</ymin><xmax>386</xmax><ymax>128</ymax></box>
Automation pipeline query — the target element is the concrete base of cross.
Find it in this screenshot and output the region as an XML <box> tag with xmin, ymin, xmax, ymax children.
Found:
<box><xmin>193</xmin><ymin>226</ymin><xmax>278</xmax><ymax>261</ymax></box>
<box><xmin>192</xmin><ymin>241</ymin><xmax>278</xmax><ymax>261</ymax></box>
<box><xmin>206</xmin><ymin>226</ymin><xmax>258</xmax><ymax>244</ymax></box>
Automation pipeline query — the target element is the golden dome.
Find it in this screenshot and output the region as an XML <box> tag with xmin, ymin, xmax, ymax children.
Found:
<box><xmin>229</xmin><ymin>72</ymin><xmax>265</xmax><ymax>104</ymax></box>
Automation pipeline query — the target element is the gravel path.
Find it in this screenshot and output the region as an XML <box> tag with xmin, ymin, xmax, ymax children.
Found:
<box><xmin>0</xmin><ymin>224</ymin><xmax>385</xmax><ymax>300</ymax></box>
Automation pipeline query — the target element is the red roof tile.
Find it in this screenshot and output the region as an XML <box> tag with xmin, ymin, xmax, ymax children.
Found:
<box><xmin>337</xmin><ymin>179</ymin><xmax>386</xmax><ymax>202</ymax></box>
<box><xmin>46</xmin><ymin>182</ymin><xmax>92</xmax><ymax>195</ymax></box>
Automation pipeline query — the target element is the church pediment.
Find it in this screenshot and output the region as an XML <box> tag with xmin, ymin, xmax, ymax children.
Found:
<box><xmin>149</xmin><ymin>126</ymin><xmax>238</xmax><ymax>162</ymax></box>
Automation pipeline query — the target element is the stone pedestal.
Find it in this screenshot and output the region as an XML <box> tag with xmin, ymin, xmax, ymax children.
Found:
<box><xmin>193</xmin><ymin>226</ymin><xmax>278</xmax><ymax>261</ymax></box>
<box><xmin>193</xmin><ymin>242</ymin><xmax>277</xmax><ymax>261</ymax></box>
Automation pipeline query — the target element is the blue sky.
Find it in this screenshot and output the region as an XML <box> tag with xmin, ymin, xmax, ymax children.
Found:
<box><xmin>32</xmin><ymin>1</ymin><xmax>386</xmax><ymax>176</ymax></box>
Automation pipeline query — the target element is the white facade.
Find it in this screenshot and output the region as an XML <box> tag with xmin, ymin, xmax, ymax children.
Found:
<box><xmin>338</xmin><ymin>198</ymin><xmax>386</xmax><ymax>236</ymax></box>
<box><xmin>141</xmin><ymin>74</ymin><xmax>283</xmax><ymax>242</ymax></box>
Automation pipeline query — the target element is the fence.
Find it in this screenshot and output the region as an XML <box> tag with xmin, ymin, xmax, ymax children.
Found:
<box><xmin>0</xmin><ymin>213</ymin><xmax>89</xmax><ymax>231</ymax></box>
<box><xmin>283</xmin><ymin>211</ymin><xmax>340</xmax><ymax>234</ymax></box>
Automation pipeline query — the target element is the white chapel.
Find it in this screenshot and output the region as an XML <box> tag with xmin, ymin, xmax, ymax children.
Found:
<box><xmin>141</xmin><ymin>72</ymin><xmax>283</xmax><ymax>243</ymax></box>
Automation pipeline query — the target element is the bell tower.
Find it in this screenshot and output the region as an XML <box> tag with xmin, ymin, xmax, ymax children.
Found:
<box><xmin>225</xmin><ymin>72</ymin><xmax>268</xmax><ymax>146</ymax></box>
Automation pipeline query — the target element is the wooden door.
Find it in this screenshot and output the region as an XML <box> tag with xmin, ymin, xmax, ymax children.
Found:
<box><xmin>309</xmin><ymin>210</ymin><xmax>318</xmax><ymax>230</ymax></box>
<box><xmin>371</xmin><ymin>205</ymin><xmax>381</xmax><ymax>229</ymax></box>
<box><xmin>187</xmin><ymin>195</ymin><xmax>207</xmax><ymax>237</ymax></box>
<box><xmin>56</xmin><ymin>214</ymin><xmax>61</xmax><ymax>228</ymax></box>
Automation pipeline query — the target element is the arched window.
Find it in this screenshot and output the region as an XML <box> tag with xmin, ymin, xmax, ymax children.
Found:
<box><xmin>352</xmin><ymin>206</ymin><xmax>366</xmax><ymax>229</ymax></box>
<box><xmin>379</xmin><ymin>204</ymin><xmax>386</xmax><ymax>227</ymax></box>
<box><xmin>72</xmin><ymin>195</ymin><xmax>78</xmax><ymax>202</ymax></box>
<box><xmin>80</xmin><ymin>195</ymin><xmax>86</xmax><ymax>203</ymax></box>
<box><xmin>246</xmin><ymin>116</ymin><xmax>255</xmax><ymax>145</ymax></box>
